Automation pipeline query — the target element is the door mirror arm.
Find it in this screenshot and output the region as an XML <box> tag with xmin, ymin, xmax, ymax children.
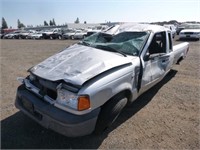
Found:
<box><xmin>144</xmin><ymin>52</ymin><xmax>150</xmax><ymax>61</ymax></box>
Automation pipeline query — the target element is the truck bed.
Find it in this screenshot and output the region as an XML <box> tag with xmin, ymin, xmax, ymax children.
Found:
<box><xmin>173</xmin><ymin>42</ymin><xmax>189</xmax><ymax>64</ymax></box>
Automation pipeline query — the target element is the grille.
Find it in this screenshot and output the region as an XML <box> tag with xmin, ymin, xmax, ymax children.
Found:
<box><xmin>184</xmin><ymin>32</ymin><xmax>194</xmax><ymax>35</ymax></box>
<box><xmin>30</xmin><ymin>77</ymin><xmax>58</xmax><ymax>100</ymax></box>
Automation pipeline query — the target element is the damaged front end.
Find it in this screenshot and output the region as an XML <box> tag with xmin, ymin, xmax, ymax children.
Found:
<box><xmin>17</xmin><ymin>73</ymin><xmax>91</xmax><ymax>115</ymax></box>
<box><xmin>15</xmin><ymin>42</ymin><xmax>133</xmax><ymax>116</ymax></box>
<box><xmin>15</xmin><ymin>72</ymin><xmax>101</xmax><ymax>137</ymax></box>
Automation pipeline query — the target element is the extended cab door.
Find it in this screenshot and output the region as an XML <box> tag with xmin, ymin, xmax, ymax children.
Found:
<box><xmin>139</xmin><ymin>31</ymin><xmax>173</xmax><ymax>93</ymax></box>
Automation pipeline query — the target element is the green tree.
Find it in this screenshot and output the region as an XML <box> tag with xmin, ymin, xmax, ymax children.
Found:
<box><xmin>49</xmin><ymin>20</ymin><xmax>53</xmax><ymax>26</ymax></box>
<box><xmin>74</xmin><ymin>17</ymin><xmax>79</xmax><ymax>24</ymax></box>
<box><xmin>2</xmin><ymin>17</ymin><xmax>8</xmax><ymax>29</ymax></box>
<box><xmin>52</xmin><ymin>18</ymin><xmax>56</xmax><ymax>26</ymax></box>
<box><xmin>17</xmin><ymin>19</ymin><xmax>25</xmax><ymax>29</ymax></box>
<box><xmin>44</xmin><ymin>21</ymin><xmax>48</xmax><ymax>26</ymax></box>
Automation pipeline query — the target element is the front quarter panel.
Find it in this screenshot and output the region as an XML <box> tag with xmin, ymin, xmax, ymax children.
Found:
<box><xmin>79</xmin><ymin>60</ymin><xmax>140</xmax><ymax>110</ymax></box>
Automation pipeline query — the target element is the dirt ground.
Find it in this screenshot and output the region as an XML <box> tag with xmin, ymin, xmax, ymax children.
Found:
<box><xmin>1</xmin><ymin>38</ymin><xmax>200</xmax><ymax>149</ymax></box>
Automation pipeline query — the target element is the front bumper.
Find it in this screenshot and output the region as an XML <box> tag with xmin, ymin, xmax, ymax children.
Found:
<box><xmin>15</xmin><ymin>85</ymin><xmax>100</xmax><ymax>137</ymax></box>
<box><xmin>179</xmin><ymin>34</ymin><xmax>200</xmax><ymax>39</ymax></box>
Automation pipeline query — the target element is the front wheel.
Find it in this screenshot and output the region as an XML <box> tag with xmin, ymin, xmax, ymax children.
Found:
<box><xmin>71</xmin><ymin>35</ymin><xmax>74</xmax><ymax>40</ymax></box>
<box><xmin>94</xmin><ymin>93</ymin><xmax>128</xmax><ymax>134</ymax></box>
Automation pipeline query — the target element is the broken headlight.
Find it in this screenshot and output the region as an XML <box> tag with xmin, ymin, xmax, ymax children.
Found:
<box><xmin>55</xmin><ymin>88</ymin><xmax>90</xmax><ymax>111</ymax></box>
<box><xmin>56</xmin><ymin>88</ymin><xmax>78</xmax><ymax>110</ymax></box>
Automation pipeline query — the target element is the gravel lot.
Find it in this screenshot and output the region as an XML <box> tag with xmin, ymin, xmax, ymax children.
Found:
<box><xmin>1</xmin><ymin>38</ymin><xmax>200</xmax><ymax>149</ymax></box>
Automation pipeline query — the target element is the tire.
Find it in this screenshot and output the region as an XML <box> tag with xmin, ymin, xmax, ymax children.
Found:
<box><xmin>94</xmin><ymin>93</ymin><xmax>128</xmax><ymax>134</ymax></box>
<box><xmin>71</xmin><ymin>35</ymin><xmax>74</xmax><ymax>40</ymax></box>
<box><xmin>58</xmin><ymin>35</ymin><xmax>62</xmax><ymax>40</ymax></box>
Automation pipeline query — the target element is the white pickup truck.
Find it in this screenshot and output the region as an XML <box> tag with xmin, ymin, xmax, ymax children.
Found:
<box><xmin>15</xmin><ymin>23</ymin><xmax>189</xmax><ymax>137</ymax></box>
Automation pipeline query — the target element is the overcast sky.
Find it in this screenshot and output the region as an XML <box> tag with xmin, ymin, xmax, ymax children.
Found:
<box><xmin>1</xmin><ymin>0</ymin><xmax>200</xmax><ymax>28</ymax></box>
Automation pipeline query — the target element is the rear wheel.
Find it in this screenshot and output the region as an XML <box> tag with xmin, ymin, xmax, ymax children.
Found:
<box><xmin>58</xmin><ymin>35</ymin><xmax>62</xmax><ymax>40</ymax></box>
<box><xmin>94</xmin><ymin>93</ymin><xmax>128</xmax><ymax>134</ymax></box>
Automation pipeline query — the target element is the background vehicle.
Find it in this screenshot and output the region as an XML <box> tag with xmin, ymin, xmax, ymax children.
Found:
<box><xmin>27</xmin><ymin>31</ymin><xmax>43</xmax><ymax>39</ymax></box>
<box><xmin>62</xmin><ymin>29</ymin><xmax>76</xmax><ymax>39</ymax></box>
<box><xmin>15</xmin><ymin>23</ymin><xmax>189</xmax><ymax>137</ymax></box>
<box><xmin>179</xmin><ymin>24</ymin><xmax>200</xmax><ymax>40</ymax></box>
<box><xmin>86</xmin><ymin>25</ymin><xmax>109</xmax><ymax>36</ymax></box>
<box><xmin>163</xmin><ymin>24</ymin><xmax>176</xmax><ymax>38</ymax></box>
<box><xmin>49</xmin><ymin>29</ymin><xmax>67</xmax><ymax>39</ymax></box>
<box><xmin>3</xmin><ymin>31</ymin><xmax>21</xmax><ymax>39</ymax></box>
<box><xmin>73</xmin><ymin>30</ymin><xmax>87</xmax><ymax>39</ymax></box>
<box><xmin>19</xmin><ymin>30</ymin><xmax>36</xmax><ymax>39</ymax></box>
<box><xmin>176</xmin><ymin>24</ymin><xmax>187</xmax><ymax>35</ymax></box>
<box><xmin>42</xmin><ymin>28</ymin><xmax>62</xmax><ymax>39</ymax></box>
<box><xmin>0</xmin><ymin>33</ymin><xmax>5</xmax><ymax>39</ymax></box>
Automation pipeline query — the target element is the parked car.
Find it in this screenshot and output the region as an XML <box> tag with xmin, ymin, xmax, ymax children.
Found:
<box><xmin>86</xmin><ymin>25</ymin><xmax>109</xmax><ymax>37</ymax></box>
<box><xmin>42</xmin><ymin>28</ymin><xmax>62</xmax><ymax>39</ymax></box>
<box><xmin>27</xmin><ymin>31</ymin><xmax>43</xmax><ymax>39</ymax></box>
<box><xmin>73</xmin><ymin>30</ymin><xmax>87</xmax><ymax>39</ymax></box>
<box><xmin>179</xmin><ymin>24</ymin><xmax>200</xmax><ymax>40</ymax></box>
<box><xmin>19</xmin><ymin>30</ymin><xmax>36</xmax><ymax>39</ymax></box>
<box><xmin>62</xmin><ymin>29</ymin><xmax>76</xmax><ymax>39</ymax></box>
<box><xmin>176</xmin><ymin>24</ymin><xmax>187</xmax><ymax>35</ymax></box>
<box><xmin>163</xmin><ymin>24</ymin><xmax>176</xmax><ymax>38</ymax></box>
<box><xmin>0</xmin><ymin>33</ymin><xmax>6</xmax><ymax>39</ymax></box>
<box><xmin>49</xmin><ymin>31</ymin><xmax>63</xmax><ymax>39</ymax></box>
<box><xmin>15</xmin><ymin>23</ymin><xmax>189</xmax><ymax>137</ymax></box>
<box><xmin>3</xmin><ymin>30</ymin><xmax>21</xmax><ymax>39</ymax></box>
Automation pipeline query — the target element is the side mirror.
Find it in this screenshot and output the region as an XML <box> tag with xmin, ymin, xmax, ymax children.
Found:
<box><xmin>144</xmin><ymin>52</ymin><xmax>150</xmax><ymax>61</ymax></box>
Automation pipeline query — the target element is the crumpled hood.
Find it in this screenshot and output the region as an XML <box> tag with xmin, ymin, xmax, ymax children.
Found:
<box><xmin>31</xmin><ymin>44</ymin><xmax>133</xmax><ymax>86</ymax></box>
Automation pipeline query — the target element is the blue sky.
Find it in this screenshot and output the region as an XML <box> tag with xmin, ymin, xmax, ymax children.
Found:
<box><xmin>1</xmin><ymin>0</ymin><xmax>200</xmax><ymax>28</ymax></box>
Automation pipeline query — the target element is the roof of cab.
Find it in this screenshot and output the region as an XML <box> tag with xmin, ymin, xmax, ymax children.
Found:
<box><xmin>106</xmin><ymin>23</ymin><xmax>169</xmax><ymax>34</ymax></box>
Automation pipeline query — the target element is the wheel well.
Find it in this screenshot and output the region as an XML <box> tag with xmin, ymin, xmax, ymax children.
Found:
<box><xmin>123</xmin><ymin>90</ymin><xmax>132</xmax><ymax>105</ymax></box>
<box><xmin>103</xmin><ymin>90</ymin><xmax>132</xmax><ymax>107</ymax></box>
<box><xmin>176</xmin><ymin>56</ymin><xmax>183</xmax><ymax>64</ymax></box>
<box><xmin>94</xmin><ymin>90</ymin><xmax>130</xmax><ymax>134</ymax></box>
